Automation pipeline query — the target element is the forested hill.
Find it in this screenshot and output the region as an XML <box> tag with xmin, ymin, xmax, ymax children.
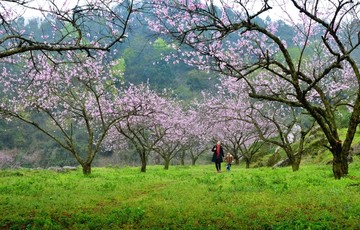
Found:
<box><xmin>112</xmin><ymin>16</ymin><xmax>298</xmax><ymax>101</ymax></box>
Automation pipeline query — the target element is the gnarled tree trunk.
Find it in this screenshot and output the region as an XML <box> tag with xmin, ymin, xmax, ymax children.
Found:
<box><xmin>331</xmin><ymin>141</ymin><xmax>348</xmax><ymax>179</ymax></box>
<box><xmin>82</xmin><ymin>162</ymin><xmax>92</xmax><ymax>175</ymax></box>
<box><xmin>291</xmin><ymin>155</ymin><xmax>301</xmax><ymax>172</ymax></box>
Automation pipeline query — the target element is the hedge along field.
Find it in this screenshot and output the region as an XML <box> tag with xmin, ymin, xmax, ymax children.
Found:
<box><xmin>0</xmin><ymin>162</ymin><xmax>359</xmax><ymax>229</ymax></box>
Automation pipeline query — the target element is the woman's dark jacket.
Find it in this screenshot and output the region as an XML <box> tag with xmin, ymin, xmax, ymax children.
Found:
<box><xmin>211</xmin><ymin>145</ymin><xmax>224</xmax><ymax>163</ymax></box>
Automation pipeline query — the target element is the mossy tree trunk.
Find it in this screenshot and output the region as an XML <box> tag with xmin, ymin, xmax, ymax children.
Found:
<box><xmin>140</xmin><ymin>152</ymin><xmax>147</xmax><ymax>173</ymax></box>
<box><xmin>164</xmin><ymin>159</ymin><xmax>170</xmax><ymax>170</ymax></box>
<box><xmin>291</xmin><ymin>155</ymin><xmax>301</xmax><ymax>172</ymax></box>
<box><xmin>82</xmin><ymin>162</ymin><xmax>92</xmax><ymax>175</ymax></box>
<box><xmin>330</xmin><ymin>140</ymin><xmax>348</xmax><ymax>179</ymax></box>
<box><xmin>289</xmin><ymin>131</ymin><xmax>308</xmax><ymax>172</ymax></box>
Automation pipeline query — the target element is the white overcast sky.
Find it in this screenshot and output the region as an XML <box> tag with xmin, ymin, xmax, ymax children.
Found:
<box><xmin>13</xmin><ymin>0</ymin><xmax>301</xmax><ymax>22</ymax></box>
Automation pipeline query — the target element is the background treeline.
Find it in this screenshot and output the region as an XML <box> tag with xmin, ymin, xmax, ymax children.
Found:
<box><xmin>0</xmin><ymin>13</ymin><xmax>357</xmax><ymax>169</ymax></box>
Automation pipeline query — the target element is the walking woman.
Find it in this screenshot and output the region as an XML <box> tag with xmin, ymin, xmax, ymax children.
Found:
<box><xmin>211</xmin><ymin>141</ymin><xmax>224</xmax><ymax>173</ymax></box>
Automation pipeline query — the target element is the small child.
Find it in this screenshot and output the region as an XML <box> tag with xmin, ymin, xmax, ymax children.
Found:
<box><xmin>224</xmin><ymin>152</ymin><xmax>234</xmax><ymax>172</ymax></box>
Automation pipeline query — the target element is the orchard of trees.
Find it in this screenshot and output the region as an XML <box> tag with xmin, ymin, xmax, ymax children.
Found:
<box><xmin>0</xmin><ymin>0</ymin><xmax>359</xmax><ymax>179</ymax></box>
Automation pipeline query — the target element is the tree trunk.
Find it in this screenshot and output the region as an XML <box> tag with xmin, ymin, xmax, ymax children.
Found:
<box><xmin>191</xmin><ymin>158</ymin><xmax>196</xmax><ymax>165</ymax></box>
<box><xmin>235</xmin><ymin>157</ymin><xmax>240</xmax><ymax>165</ymax></box>
<box><xmin>290</xmin><ymin>132</ymin><xmax>306</xmax><ymax>172</ymax></box>
<box><xmin>180</xmin><ymin>150</ymin><xmax>185</xmax><ymax>165</ymax></box>
<box><xmin>332</xmin><ymin>155</ymin><xmax>347</xmax><ymax>179</ymax></box>
<box><xmin>164</xmin><ymin>159</ymin><xmax>170</xmax><ymax>170</ymax></box>
<box><xmin>82</xmin><ymin>162</ymin><xmax>92</xmax><ymax>175</ymax></box>
<box><xmin>245</xmin><ymin>160</ymin><xmax>250</xmax><ymax>168</ymax></box>
<box><xmin>331</xmin><ymin>141</ymin><xmax>348</xmax><ymax>179</ymax></box>
<box><xmin>140</xmin><ymin>161</ymin><xmax>147</xmax><ymax>172</ymax></box>
<box><xmin>181</xmin><ymin>158</ymin><xmax>185</xmax><ymax>166</ymax></box>
<box><xmin>291</xmin><ymin>155</ymin><xmax>301</xmax><ymax>172</ymax></box>
<box><xmin>140</xmin><ymin>153</ymin><xmax>147</xmax><ymax>172</ymax></box>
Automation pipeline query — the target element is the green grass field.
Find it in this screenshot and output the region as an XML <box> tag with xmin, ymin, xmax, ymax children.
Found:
<box><xmin>0</xmin><ymin>161</ymin><xmax>359</xmax><ymax>229</ymax></box>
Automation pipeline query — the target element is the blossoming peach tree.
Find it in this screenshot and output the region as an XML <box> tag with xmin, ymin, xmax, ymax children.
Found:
<box><xmin>0</xmin><ymin>0</ymin><xmax>138</xmax><ymax>174</ymax></box>
<box><xmin>0</xmin><ymin>0</ymin><xmax>134</xmax><ymax>59</ymax></box>
<box><xmin>108</xmin><ymin>84</ymin><xmax>186</xmax><ymax>172</ymax></box>
<box><xmin>0</xmin><ymin>52</ymin><xmax>139</xmax><ymax>174</ymax></box>
<box><xmin>144</xmin><ymin>0</ymin><xmax>360</xmax><ymax>179</ymax></box>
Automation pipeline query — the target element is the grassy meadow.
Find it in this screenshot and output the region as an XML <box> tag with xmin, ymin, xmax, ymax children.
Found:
<box><xmin>0</xmin><ymin>161</ymin><xmax>360</xmax><ymax>229</ymax></box>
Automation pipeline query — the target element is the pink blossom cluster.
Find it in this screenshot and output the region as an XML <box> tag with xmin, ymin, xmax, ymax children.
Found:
<box><xmin>146</xmin><ymin>0</ymin><xmax>359</xmax><ymax>118</ymax></box>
